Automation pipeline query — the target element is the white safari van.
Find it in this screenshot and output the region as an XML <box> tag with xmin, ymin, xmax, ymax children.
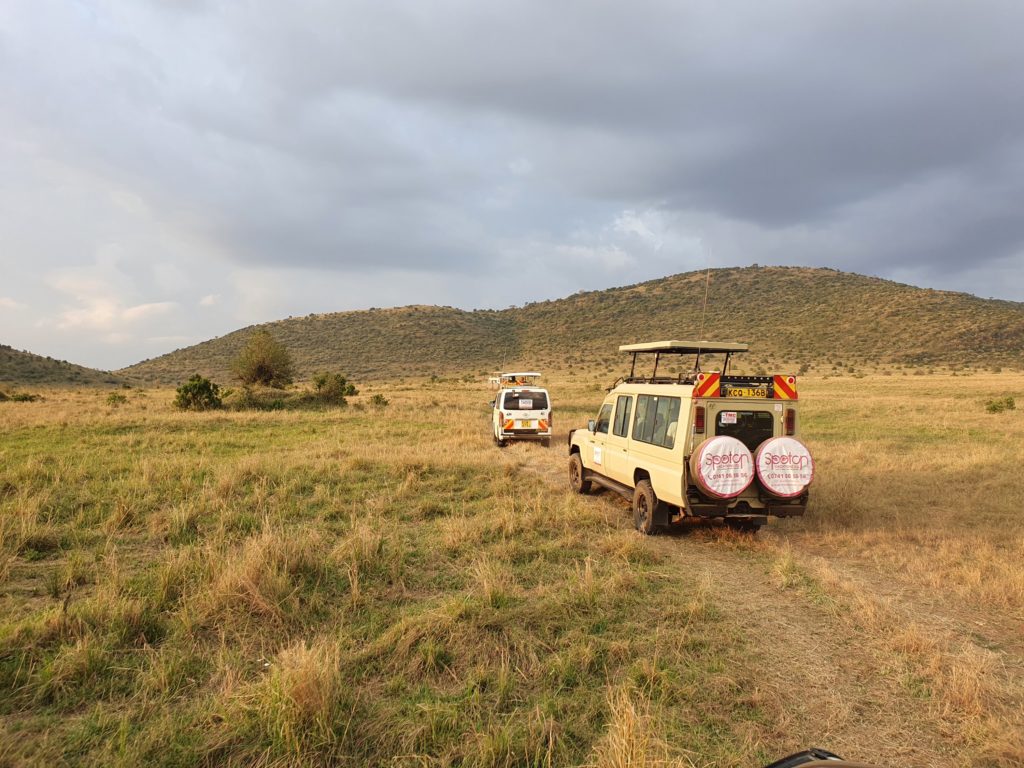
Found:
<box><xmin>491</xmin><ymin>372</ymin><xmax>553</xmax><ymax>447</ymax></box>
<box><xmin>568</xmin><ymin>341</ymin><xmax>813</xmax><ymax>533</ymax></box>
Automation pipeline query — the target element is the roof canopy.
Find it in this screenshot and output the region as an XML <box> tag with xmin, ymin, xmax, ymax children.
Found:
<box><xmin>618</xmin><ymin>340</ymin><xmax>749</xmax><ymax>355</ymax></box>
<box><xmin>499</xmin><ymin>371</ymin><xmax>541</xmax><ymax>379</ymax></box>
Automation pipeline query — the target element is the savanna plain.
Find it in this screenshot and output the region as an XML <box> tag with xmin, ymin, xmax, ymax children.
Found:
<box><xmin>1</xmin><ymin>372</ymin><xmax>1022</xmax><ymax>767</ymax></box>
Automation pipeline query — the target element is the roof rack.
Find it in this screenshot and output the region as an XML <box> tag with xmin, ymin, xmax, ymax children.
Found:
<box><xmin>498</xmin><ymin>371</ymin><xmax>541</xmax><ymax>380</ymax></box>
<box><xmin>617</xmin><ymin>339</ymin><xmax>748</xmax><ymax>384</ymax></box>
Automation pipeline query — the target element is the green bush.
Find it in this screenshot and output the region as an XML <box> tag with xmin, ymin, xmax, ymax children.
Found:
<box><xmin>312</xmin><ymin>372</ymin><xmax>358</xmax><ymax>405</ymax></box>
<box><xmin>370</xmin><ymin>393</ymin><xmax>390</xmax><ymax>408</ymax></box>
<box><xmin>985</xmin><ymin>396</ymin><xmax>1016</xmax><ymax>414</ymax></box>
<box><xmin>174</xmin><ymin>375</ymin><xmax>222</xmax><ymax>411</ymax></box>
<box><xmin>9</xmin><ymin>392</ymin><xmax>41</xmax><ymax>402</ymax></box>
<box><xmin>231</xmin><ymin>330</ymin><xmax>294</xmax><ymax>387</ymax></box>
<box><xmin>106</xmin><ymin>392</ymin><xmax>128</xmax><ymax>407</ymax></box>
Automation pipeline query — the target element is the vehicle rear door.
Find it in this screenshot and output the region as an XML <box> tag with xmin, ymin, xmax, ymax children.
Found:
<box><xmin>502</xmin><ymin>389</ymin><xmax>548</xmax><ymax>433</ymax></box>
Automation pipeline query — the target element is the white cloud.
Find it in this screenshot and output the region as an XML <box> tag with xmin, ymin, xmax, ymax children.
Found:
<box><xmin>0</xmin><ymin>297</ymin><xmax>26</xmax><ymax>310</ymax></box>
<box><xmin>199</xmin><ymin>293</ymin><xmax>220</xmax><ymax>307</ymax></box>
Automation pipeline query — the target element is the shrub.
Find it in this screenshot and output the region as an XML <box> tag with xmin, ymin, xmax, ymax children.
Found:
<box><xmin>370</xmin><ymin>393</ymin><xmax>390</xmax><ymax>408</ymax></box>
<box><xmin>10</xmin><ymin>392</ymin><xmax>40</xmax><ymax>402</ymax></box>
<box><xmin>231</xmin><ymin>330</ymin><xmax>294</xmax><ymax>387</ymax></box>
<box><xmin>984</xmin><ymin>396</ymin><xmax>1016</xmax><ymax>414</ymax></box>
<box><xmin>312</xmin><ymin>373</ymin><xmax>358</xmax><ymax>405</ymax></box>
<box><xmin>106</xmin><ymin>392</ymin><xmax>128</xmax><ymax>407</ymax></box>
<box><xmin>174</xmin><ymin>375</ymin><xmax>222</xmax><ymax>411</ymax></box>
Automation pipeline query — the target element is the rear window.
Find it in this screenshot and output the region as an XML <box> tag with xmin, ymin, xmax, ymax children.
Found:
<box><xmin>715</xmin><ymin>410</ymin><xmax>775</xmax><ymax>452</ymax></box>
<box><xmin>503</xmin><ymin>390</ymin><xmax>548</xmax><ymax>411</ymax></box>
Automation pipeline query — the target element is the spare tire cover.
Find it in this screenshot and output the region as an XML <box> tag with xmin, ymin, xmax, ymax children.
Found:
<box><xmin>755</xmin><ymin>437</ymin><xmax>814</xmax><ymax>498</ymax></box>
<box><xmin>689</xmin><ymin>436</ymin><xmax>755</xmax><ymax>499</ymax></box>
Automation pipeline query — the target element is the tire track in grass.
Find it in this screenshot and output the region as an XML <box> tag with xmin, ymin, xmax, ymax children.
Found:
<box><xmin>509</xmin><ymin>438</ymin><xmax>965</xmax><ymax>766</ymax></box>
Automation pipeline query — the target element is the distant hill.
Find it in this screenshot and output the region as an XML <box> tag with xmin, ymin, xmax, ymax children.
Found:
<box><xmin>0</xmin><ymin>345</ymin><xmax>124</xmax><ymax>388</ymax></box>
<box><xmin>121</xmin><ymin>267</ymin><xmax>1024</xmax><ymax>384</ymax></box>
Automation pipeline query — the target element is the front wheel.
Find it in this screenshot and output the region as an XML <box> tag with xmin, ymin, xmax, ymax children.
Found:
<box><xmin>632</xmin><ymin>480</ymin><xmax>659</xmax><ymax>535</ymax></box>
<box><xmin>568</xmin><ymin>454</ymin><xmax>591</xmax><ymax>494</ymax></box>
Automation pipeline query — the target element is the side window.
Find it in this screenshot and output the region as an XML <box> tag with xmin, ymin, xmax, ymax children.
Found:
<box><xmin>595</xmin><ymin>403</ymin><xmax>613</xmax><ymax>434</ymax></box>
<box><xmin>632</xmin><ymin>395</ymin><xmax>681</xmax><ymax>449</ymax></box>
<box><xmin>613</xmin><ymin>395</ymin><xmax>633</xmax><ymax>437</ymax></box>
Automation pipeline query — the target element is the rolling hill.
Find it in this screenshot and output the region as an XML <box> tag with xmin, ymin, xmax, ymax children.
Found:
<box><xmin>122</xmin><ymin>266</ymin><xmax>1024</xmax><ymax>384</ymax></box>
<box><xmin>0</xmin><ymin>345</ymin><xmax>124</xmax><ymax>388</ymax></box>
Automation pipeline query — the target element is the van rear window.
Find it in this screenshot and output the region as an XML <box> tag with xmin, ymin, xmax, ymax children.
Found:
<box><xmin>503</xmin><ymin>390</ymin><xmax>548</xmax><ymax>410</ymax></box>
<box><xmin>715</xmin><ymin>410</ymin><xmax>774</xmax><ymax>452</ymax></box>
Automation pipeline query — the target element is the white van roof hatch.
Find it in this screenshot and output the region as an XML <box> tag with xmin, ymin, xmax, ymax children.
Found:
<box><xmin>498</xmin><ymin>371</ymin><xmax>541</xmax><ymax>384</ymax></box>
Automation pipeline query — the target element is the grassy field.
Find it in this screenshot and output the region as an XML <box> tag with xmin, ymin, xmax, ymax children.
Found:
<box><xmin>1</xmin><ymin>373</ymin><xmax>1022</xmax><ymax>767</ymax></box>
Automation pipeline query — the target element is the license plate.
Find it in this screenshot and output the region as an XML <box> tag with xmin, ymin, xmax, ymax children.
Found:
<box><xmin>724</xmin><ymin>386</ymin><xmax>768</xmax><ymax>398</ymax></box>
<box><xmin>518</xmin><ymin>420</ymin><xmax>534</xmax><ymax>428</ymax></box>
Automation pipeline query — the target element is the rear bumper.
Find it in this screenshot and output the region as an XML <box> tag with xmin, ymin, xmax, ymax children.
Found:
<box><xmin>500</xmin><ymin>430</ymin><xmax>552</xmax><ymax>440</ymax></box>
<box><xmin>684</xmin><ymin>490</ymin><xmax>809</xmax><ymax>518</ymax></box>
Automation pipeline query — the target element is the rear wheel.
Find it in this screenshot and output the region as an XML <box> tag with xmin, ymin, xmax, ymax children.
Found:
<box><xmin>568</xmin><ymin>454</ymin><xmax>591</xmax><ymax>493</ymax></box>
<box><xmin>632</xmin><ymin>480</ymin><xmax>659</xmax><ymax>535</ymax></box>
<box><xmin>541</xmin><ymin>437</ymin><xmax>551</xmax><ymax>448</ymax></box>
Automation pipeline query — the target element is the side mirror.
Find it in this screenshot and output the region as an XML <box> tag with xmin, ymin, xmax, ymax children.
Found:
<box><xmin>588</xmin><ymin>419</ymin><xmax>596</xmax><ymax>432</ymax></box>
<box><xmin>489</xmin><ymin>400</ymin><xmax>495</xmax><ymax>408</ymax></box>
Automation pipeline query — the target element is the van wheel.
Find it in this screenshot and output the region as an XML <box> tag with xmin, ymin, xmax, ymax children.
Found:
<box><xmin>568</xmin><ymin>454</ymin><xmax>591</xmax><ymax>494</ymax></box>
<box><xmin>494</xmin><ymin>435</ymin><xmax>508</xmax><ymax>448</ymax></box>
<box><xmin>633</xmin><ymin>480</ymin><xmax>659</xmax><ymax>535</ymax></box>
<box><xmin>541</xmin><ymin>438</ymin><xmax>551</xmax><ymax>448</ymax></box>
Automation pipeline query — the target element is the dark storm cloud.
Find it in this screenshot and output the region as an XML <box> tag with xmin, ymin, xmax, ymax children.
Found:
<box><xmin>1</xmin><ymin>0</ymin><xmax>1023</xmax><ymax>368</ymax></box>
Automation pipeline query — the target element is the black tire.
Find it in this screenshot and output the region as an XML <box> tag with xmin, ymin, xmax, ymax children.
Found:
<box><xmin>632</xmin><ymin>480</ymin><xmax>659</xmax><ymax>535</ymax></box>
<box><xmin>494</xmin><ymin>434</ymin><xmax>508</xmax><ymax>448</ymax></box>
<box><xmin>541</xmin><ymin>437</ymin><xmax>551</xmax><ymax>448</ymax></box>
<box><xmin>568</xmin><ymin>454</ymin><xmax>591</xmax><ymax>494</ymax></box>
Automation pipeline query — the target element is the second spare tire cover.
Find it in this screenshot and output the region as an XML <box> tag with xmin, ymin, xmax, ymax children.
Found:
<box><xmin>755</xmin><ymin>437</ymin><xmax>814</xmax><ymax>498</ymax></box>
<box><xmin>689</xmin><ymin>436</ymin><xmax>755</xmax><ymax>499</ymax></box>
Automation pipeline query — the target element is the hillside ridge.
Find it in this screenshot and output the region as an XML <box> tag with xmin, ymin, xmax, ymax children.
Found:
<box><xmin>110</xmin><ymin>265</ymin><xmax>1024</xmax><ymax>382</ymax></box>
<box><xmin>0</xmin><ymin>345</ymin><xmax>124</xmax><ymax>388</ymax></box>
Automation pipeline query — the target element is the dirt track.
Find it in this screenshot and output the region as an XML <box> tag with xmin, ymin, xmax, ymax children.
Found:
<box><xmin>513</xmin><ymin>439</ymin><xmax>1024</xmax><ymax>767</ymax></box>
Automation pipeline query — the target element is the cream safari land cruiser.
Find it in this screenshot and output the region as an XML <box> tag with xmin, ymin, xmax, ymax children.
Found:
<box><xmin>491</xmin><ymin>372</ymin><xmax>553</xmax><ymax>447</ymax></box>
<box><xmin>568</xmin><ymin>341</ymin><xmax>813</xmax><ymax>534</ymax></box>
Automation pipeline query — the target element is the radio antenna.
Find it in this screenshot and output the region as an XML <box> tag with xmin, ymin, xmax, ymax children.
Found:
<box><xmin>695</xmin><ymin>244</ymin><xmax>712</xmax><ymax>370</ymax></box>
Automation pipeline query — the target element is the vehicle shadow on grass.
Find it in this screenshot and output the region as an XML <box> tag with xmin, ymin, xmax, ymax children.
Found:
<box><xmin>584</xmin><ymin>486</ymin><xmax>755</xmax><ymax>543</ymax></box>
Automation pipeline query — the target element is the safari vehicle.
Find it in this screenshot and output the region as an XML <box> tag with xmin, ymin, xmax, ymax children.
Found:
<box><xmin>567</xmin><ymin>341</ymin><xmax>813</xmax><ymax>533</ymax></box>
<box><xmin>491</xmin><ymin>372</ymin><xmax>553</xmax><ymax>447</ymax></box>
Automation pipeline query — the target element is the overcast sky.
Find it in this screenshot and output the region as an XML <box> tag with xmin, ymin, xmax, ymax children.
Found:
<box><xmin>2</xmin><ymin>1</ymin><xmax>1023</xmax><ymax>369</ymax></box>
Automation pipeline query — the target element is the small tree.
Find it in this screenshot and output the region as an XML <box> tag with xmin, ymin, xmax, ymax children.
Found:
<box><xmin>232</xmin><ymin>329</ymin><xmax>294</xmax><ymax>387</ymax></box>
<box><xmin>313</xmin><ymin>372</ymin><xmax>358</xmax><ymax>405</ymax></box>
<box><xmin>174</xmin><ymin>374</ymin><xmax>222</xmax><ymax>411</ymax></box>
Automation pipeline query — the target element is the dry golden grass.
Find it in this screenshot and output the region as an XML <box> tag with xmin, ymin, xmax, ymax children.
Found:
<box><xmin>1</xmin><ymin>371</ymin><xmax>1022</xmax><ymax>766</ymax></box>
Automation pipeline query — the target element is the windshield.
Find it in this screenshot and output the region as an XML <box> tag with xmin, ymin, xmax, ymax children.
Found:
<box><xmin>503</xmin><ymin>390</ymin><xmax>549</xmax><ymax>411</ymax></box>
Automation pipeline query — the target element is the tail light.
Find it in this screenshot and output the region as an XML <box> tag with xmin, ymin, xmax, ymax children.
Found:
<box><xmin>694</xmin><ymin>405</ymin><xmax>705</xmax><ymax>434</ymax></box>
<box><xmin>784</xmin><ymin>408</ymin><xmax>796</xmax><ymax>436</ymax></box>
<box><xmin>548</xmin><ymin>411</ymin><xmax>553</xmax><ymax>427</ymax></box>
